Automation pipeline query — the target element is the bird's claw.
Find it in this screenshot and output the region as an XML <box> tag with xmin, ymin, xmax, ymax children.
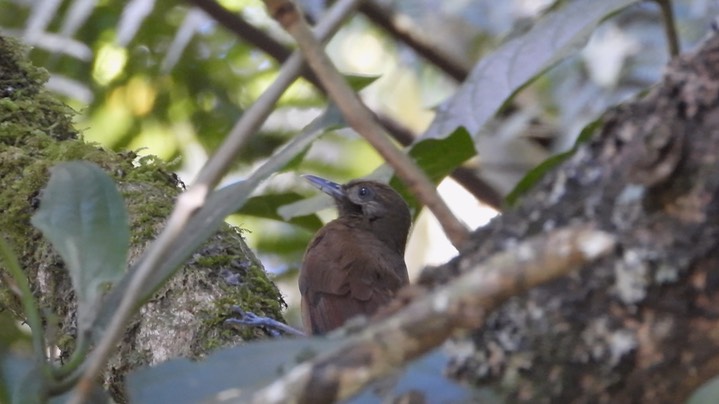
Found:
<box><xmin>225</xmin><ymin>306</ymin><xmax>305</xmax><ymax>337</ymax></box>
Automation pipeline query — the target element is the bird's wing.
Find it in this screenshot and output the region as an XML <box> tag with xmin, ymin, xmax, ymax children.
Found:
<box><xmin>302</xmin><ymin>291</ymin><xmax>378</xmax><ymax>334</ymax></box>
<box><xmin>299</xmin><ymin>222</ymin><xmax>408</xmax><ymax>334</ymax></box>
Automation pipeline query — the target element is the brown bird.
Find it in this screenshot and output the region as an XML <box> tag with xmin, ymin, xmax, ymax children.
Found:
<box><xmin>299</xmin><ymin>175</ymin><xmax>412</xmax><ymax>335</ymax></box>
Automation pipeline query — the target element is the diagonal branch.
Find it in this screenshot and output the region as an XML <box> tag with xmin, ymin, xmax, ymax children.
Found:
<box><xmin>358</xmin><ymin>0</ymin><xmax>471</xmax><ymax>82</ymax></box>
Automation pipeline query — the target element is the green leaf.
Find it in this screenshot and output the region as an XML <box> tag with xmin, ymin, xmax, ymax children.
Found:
<box><xmin>344</xmin><ymin>74</ymin><xmax>380</xmax><ymax>91</ymax></box>
<box><xmin>689</xmin><ymin>374</ymin><xmax>719</xmax><ymax>404</ymax></box>
<box><xmin>408</xmin><ymin>127</ymin><xmax>475</xmax><ymax>183</ymax></box>
<box><xmin>390</xmin><ymin>127</ymin><xmax>475</xmax><ymax>211</ymax></box>
<box><xmin>421</xmin><ymin>0</ymin><xmax>641</xmax><ymax>144</ymax></box>
<box><xmin>0</xmin><ymin>312</ymin><xmax>31</xmax><ymax>350</ymax></box>
<box><xmin>30</xmin><ymin>161</ymin><xmax>129</xmax><ymax>330</ymax></box>
<box><xmin>238</xmin><ymin>193</ymin><xmax>323</xmax><ymax>232</ymax></box>
<box><xmin>127</xmin><ymin>339</ymin><xmax>498</xmax><ymax>404</ymax></box>
<box><xmin>505</xmin><ymin>118</ymin><xmax>603</xmax><ymax>206</ymax></box>
<box><xmin>126</xmin><ymin>337</ymin><xmax>345</xmax><ymax>403</ymax></box>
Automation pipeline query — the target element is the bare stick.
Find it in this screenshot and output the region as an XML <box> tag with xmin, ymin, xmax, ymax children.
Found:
<box><xmin>263</xmin><ymin>0</ymin><xmax>471</xmax><ymax>248</ymax></box>
<box><xmin>655</xmin><ymin>0</ymin><xmax>680</xmax><ymax>57</ymax></box>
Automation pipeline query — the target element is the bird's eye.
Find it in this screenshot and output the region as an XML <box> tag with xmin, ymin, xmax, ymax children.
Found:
<box><xmin>358</xmin><ymin>186</ymin><xmax>372</xmax><ymax>199</ymax></box>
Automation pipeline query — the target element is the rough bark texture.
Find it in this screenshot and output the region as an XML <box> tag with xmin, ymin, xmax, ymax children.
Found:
<box><xmin>418</xmin><ymin>31</ymin><xmax>719</xmax><ymax>403</ymax></box>
<box><xmin>0</xmin><ymin>35</ymin><xmax>284</xmax><ymax>401</ymax></box>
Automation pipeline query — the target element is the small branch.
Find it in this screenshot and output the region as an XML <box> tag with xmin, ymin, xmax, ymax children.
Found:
<box><xmin>67</xmin><ymin>1</ymin><xmax>362</xmax><ymax>402</ymax></box>
<box><xmin>234</xmin><ymin>225</ymin><xmax>615</xmax><ymax>403</ymax></box>
<box><xmin>358</xmin><ymin>0</ymin><xmax>470</xmax><ymax>82</ymax></box>
<box><xmin>263</xmin><ymin>0</ymin><xmax>471</xmax><ymax>248</ymax></box>
<box><xmin>655</xmin><ymin>0</ymin><xmax>680</xmax><ymax>57</ymax></box>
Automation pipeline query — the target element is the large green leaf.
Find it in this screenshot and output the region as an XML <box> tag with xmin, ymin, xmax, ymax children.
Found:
<box><xmin>126</xmin><ymin>337</ymin><xmax>345</xmax><ymax>403</ymax></box>
<box><xmin>421</xmin><ymin>0</ymin><xmax>641</xmax><ymax>144</ymax></box>
<box><xmin>30</xmin><ymin>161</ymin><xmax>129</xmax><ymax>331</ymax></box>
<box><xmin>390</xmin><ymin>127</ymin><xmax>474</xmax><ymax>211</ymax></box>
<box><xmin>344</xmin><ymin>74</ymin><xmax>381</xmax><ymax>92</ymax></box>
<box><xmin>126</xmin><ymin>338</ymin><xmax>497</xmax><ymax>404</ymax></box>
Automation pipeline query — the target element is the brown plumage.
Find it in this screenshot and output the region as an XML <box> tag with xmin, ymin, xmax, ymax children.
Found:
<box><xmin>299</xmin><ymin>175</ymin><xmax>412</xmax><ymax>335</ymax></box>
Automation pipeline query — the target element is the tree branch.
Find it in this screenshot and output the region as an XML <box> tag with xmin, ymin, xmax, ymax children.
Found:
<box><xmin>358</xmin><ymin>0</ymin><xmax>470</xmax><ymax>82</ymax></box>
<box><xmin>655</xmin><ymin>0</ymin><xmax>680</xmax><ymax>57</ymax></box>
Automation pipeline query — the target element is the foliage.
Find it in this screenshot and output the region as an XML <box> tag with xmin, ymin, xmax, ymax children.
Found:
<box><xmin>31</xmin><ymin>162</ymin><xmax>129</xmax><ymax>331</ymax></box>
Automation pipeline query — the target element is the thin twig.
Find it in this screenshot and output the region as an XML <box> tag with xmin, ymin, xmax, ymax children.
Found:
<box><xmin>188</xmin><ymin>0</ymin><xmax>292</xmax><ymax>65</ymax></box>
<box><xmin>264</xmin><ymin>0</ymin><xmax>471</xmax><ymax>248</ymax></box>
<box><xmin>655</xmin><ymin>0</ymin><xmax>680</xmax><ymax>57</ymax></box>
<box><xmin>211</xmin><ymin>225</ymin><xmax>615</xmax><ymax>403</ymax></box>
<box><xmin>358</xmin><ymin>0</ymin><xmax>471</xmax><ymax>82</ymax></box>
<box><xmin>67</xmin><ymin>1</ymin><xmax>362</xmax><ymax>402</ymax></box>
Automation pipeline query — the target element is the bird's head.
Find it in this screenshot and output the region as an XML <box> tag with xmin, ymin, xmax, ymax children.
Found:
<box><xmin>303</xmin><ymin>175</ymin><xmax>412</xmax><ymax>251</ymax></box>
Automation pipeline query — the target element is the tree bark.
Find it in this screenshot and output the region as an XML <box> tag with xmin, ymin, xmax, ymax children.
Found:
<box><xmin>0</xmin><ymin>35</ymin><xmax>284</xmax><ymax>401</ymax></box>
<box><xmin>418</xmin><ymin>30</ymin><xmax>719</xmax><ymax>402</ymax></box>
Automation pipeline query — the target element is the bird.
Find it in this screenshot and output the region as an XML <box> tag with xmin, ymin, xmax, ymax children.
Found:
<box><xmin>299</xmin><ymin>175</ymin><xmax>412</xmax><ymax>335</ymax></box>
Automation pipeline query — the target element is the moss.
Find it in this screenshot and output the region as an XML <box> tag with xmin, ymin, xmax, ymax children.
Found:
<box><xmin>195</xmin><ymin>255</ymin><xmax>234</xmax><ymax>268</ymax></box>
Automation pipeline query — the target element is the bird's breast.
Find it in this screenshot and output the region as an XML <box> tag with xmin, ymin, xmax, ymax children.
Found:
<box><xmin>299</xmin><ymin>219</ymin><xmax>409</xmax><ymax>334</ymax></box>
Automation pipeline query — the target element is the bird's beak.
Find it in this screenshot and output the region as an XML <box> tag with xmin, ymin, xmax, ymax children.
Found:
<box><xmin>303</xmin><ymin>175</ymin><xmax>344</xmax><ymax>199</ymax></box>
